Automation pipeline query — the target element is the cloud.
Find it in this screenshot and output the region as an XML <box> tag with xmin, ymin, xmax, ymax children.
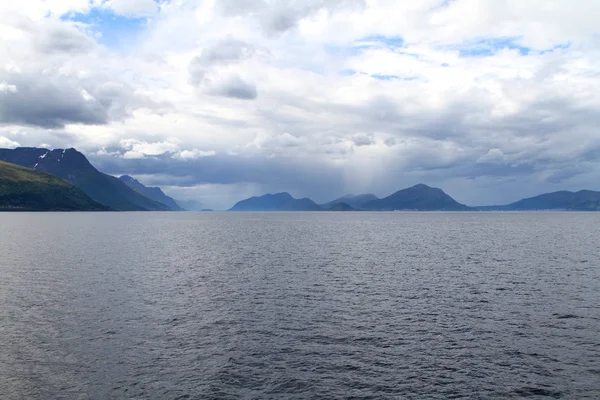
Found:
<box><xmin>0</xmin><ymin>83</ymin><xmax>17</xmax><ymax>93</ymax></box>
<box><xmin>0</xmin><ymin>70</ymin><xmax>163</xmax><ymax>128</ymax></box>
<box><xmin>118</xmin><ymin>139</ymin><xmax>216</xmax><ymax>161</ymax></box>
<box><xmin>216</xmin><ymin>0</ymin><xmax>367</xmax><ymax>35</ymax></box>
<box><xmin>189</xmin><ymin>38</ymin><xmax>260</xmax><ymax>99</ymax></box>
<box><xmin>0</xmin><ymin>73</ymin><xmax>108</xmax><ymax>128</ymax></box>
<box><xmin>477</xmin><ymin>148</ymin><xmax>506</xmax><ymax>164</ymax></box>
<box><xmin>120</xmin><ymin>139</ymin><xmax>180</xmax><ymax>158</ymax></box>
<box><xmin>0</xmin><ymin>136</ymin><xmax>20</xmax><ymax>148</ymax></box>
<box><xmin>174</xmin><ymin>149</ymin><xmax>217</xmax><ymax>160</ymax></box>
<box><xmin>34</xmin><ymin>21</ymin><xmax>96</xmax><ymax>55</ymax></box>
<box><xmin>104</xmin><ymin>0</ymin><xmax>158</xmax><ymax>18</ymax></box>
<box><xmin>195</xmin><ymin>37</ymin><xmax>258</xmax><ymax>66</ymax></box>
<box><xmin>352</xmin><ymin>134</ymin><xmax>375</xmax><ymax>146</ymax></box>
<box><xmin>208</xmin><ymin>75</ymin><xmax>258</xmax><ymax>100</ymax></box>
<box><xmin>2</xmin><ymin>0</ymin><xmax>600</xmax><ymax>208</ymax></box>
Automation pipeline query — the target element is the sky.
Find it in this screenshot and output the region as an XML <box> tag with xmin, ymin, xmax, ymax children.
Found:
<box><xmin>1</xmin><ymin>0</ymin><xmax>599</xmax><ymax>209</ymax></box>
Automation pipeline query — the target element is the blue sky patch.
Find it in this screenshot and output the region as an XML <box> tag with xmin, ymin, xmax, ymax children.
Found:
<box><xmin>341</xmin><ymin>69</ymin><xmax>418</xmax><ymax>81</ymax></box>
<box><xmin>448</xmin><ymin>37</ymin><xmax>531</xmax><ymax>57</ymax></box>
<box><xmin>539</xmin><ymin>42</ymin><xmax>572</xmax><ymax>54</ymax></box>
<box><xmin>63</xmin><ymin>8</ymin><xmax>151</xmax><ymax>50</ymax></box>
<box><xmin>353</xmin><ymin>35</ymin><xmax>405</xmax><ymax>51</ymax></box>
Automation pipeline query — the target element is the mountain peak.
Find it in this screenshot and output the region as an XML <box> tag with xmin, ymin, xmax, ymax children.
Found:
<box><xmin>269</xmin><ymin>192</ymin><xmax>293</xmax><ymax>199</ymax></box>
<box><xmin>363</xmin><ymin>184</ymin><xmax>469</xmax><ymax>211</ymax></box>
<box><xmin>409</xmin><ymin>183</ymin><xmax>432</xmax><ymax>190</ymax></box>
<box><xmin>119</xmin><ymin>175</ymin><xmax>140</xmax><ymax>185</ymax></box>
<box><xmin>230</xmin><ymin>192</ymin><xmax>320</xmax><ymax>211</ymax></box>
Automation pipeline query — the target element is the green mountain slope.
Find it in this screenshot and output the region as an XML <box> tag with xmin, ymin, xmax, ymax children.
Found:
<box><xmin>0</xmin><ymin>160</ymin><xmax>108</xmax><ymax>211</ymax></box>
<box><xmin>0</xmin><ymin>147</ymin><xmax>171</xmax><ymax>211</ymax></box>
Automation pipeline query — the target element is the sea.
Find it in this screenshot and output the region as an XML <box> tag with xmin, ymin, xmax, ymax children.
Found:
<box><xmin>1</xmin><ymin>212</ymin><xmax>599</xmax><ymax>399</ymax></box>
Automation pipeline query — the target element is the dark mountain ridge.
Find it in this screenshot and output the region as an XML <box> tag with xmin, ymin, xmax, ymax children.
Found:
<box><xmin>119</xmin><ymin>175</ymin><xmax>184</xmax><ymax>211</ymax></box>
<box><xmin>229</xmin><ymin>192</ymin><xmax>322</xmax><ymax>211</ymax></box>
<box><xmin>363</xmin><ymin>184</ymin><xmax>471</xmax><ymax>211</ymax></box>
<box><xmin>0</xmin><ymin>147</ymin><xmax>171</xmax><ymax>211</ymax></box>
<box><xmin>478</xmin><ymin>190</ymin><xmax>600</xmax><ymax>211</ymax></box>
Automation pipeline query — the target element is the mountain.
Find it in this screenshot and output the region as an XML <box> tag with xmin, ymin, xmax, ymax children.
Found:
<box><xmin>0</xmin><ymin>147</ymin><xmax>171</xmax><ymax>211</ymax></box>
<box><xmin>363</xmin><ymin>184</ymin><xmax>470</xmax><ymax>211</ymax></box>
<box><xmin>480</xmin><ymin>190</ymin><xmax>600</xmax><ymax>211</ymax></box>
<box><xmin>229</xmin><ymin>192</ymin><xmax>322</xmax><ymax>211</ymax></box>
<box><xmin>0</xmin><ymin>160</ymin><xmax>107</xmax><ymax>211</ymax></box>
<box><xmin>326</xmin><ymin>202</ymin><xmax>357</xmax><ymax>211</ymax></box>
<box><xmin>119</xmin><ymin>175</ymin><xmax>184</xmax><ymax>211</ymax></box>
<box><xmin>321</xmin><ymin>194</ymin><xmax>378</xmax><ymax>209</ymax></box>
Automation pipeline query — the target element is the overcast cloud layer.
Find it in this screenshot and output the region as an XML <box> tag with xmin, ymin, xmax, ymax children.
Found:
<box><xmin>1</xmin><ymin>0</ymin><xmax>599</xmax><ymax>209</ymax></box>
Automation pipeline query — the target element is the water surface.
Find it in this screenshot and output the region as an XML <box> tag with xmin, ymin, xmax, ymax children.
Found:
<box><xmin>1</xmin><ymin>212</ymin><xmax>599</xmax><ymax>399</ymax></box>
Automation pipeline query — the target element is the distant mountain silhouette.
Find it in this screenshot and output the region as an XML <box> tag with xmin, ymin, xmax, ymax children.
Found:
<box><xmin>326</xmin><ymin>202</ymin><xmax>357</xmax><ymax>211</ymax></box>
<box><xmin>322</xmin><ymin>194</ymin><xmax>378</xmax><ymax>209</ymax></box>
<box><xmin>0</xmin><ymin>147</ymin><xmax>171</xmax><ymax>211</ymax></box>
<box><xmin>175</xmin><ymin>199</ymin><xmax>205</xmax><ymax>211</ymax></box>
<box><xmin>230</xmin><ymin>192</ymin><xmax>322</xmax><ymax>211</ymax></box>
<box><xmin>0</xmin><ymin>160</ymin><xmax>107</xmax><ymax>211</ymax></box>
<box><xmin>479</xmin><ymin>190</ymin><xmax>600</xmax><ymax>211</ymax></box>
<box><xmin>119</xmin><ymin>175</ymin><xmax>183</xmax><ymax>211</ymax></box>
<box><xmin>363</xmin><ymin>184</ymin><xmax>470</xmax><ymax>211</ymax></box>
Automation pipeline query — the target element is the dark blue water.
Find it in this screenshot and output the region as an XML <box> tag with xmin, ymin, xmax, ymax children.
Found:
<box><xmin>1</xmin><ymin>212</ymin><xmax>599</xmax><ymax>399</ymax></box>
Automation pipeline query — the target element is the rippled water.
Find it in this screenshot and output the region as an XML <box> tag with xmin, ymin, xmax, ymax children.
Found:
<box><xmin>1</xmin><ymin>212</ymin><xmax>599</xmax><ymax>399</ymax></box>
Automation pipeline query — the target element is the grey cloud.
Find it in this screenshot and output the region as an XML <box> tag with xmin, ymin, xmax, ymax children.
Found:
<box><xmin>0</xmin><ymin>74</ymin><xmax>107</xmax><ymax>128</ymax></box>
<box><xmin>262</xmin><ymin>6</ymin><xmax>297</xmax><ymax>33</ymax></box>
<box><xmin>9</xmin><ymin>16</ymin><xmax>96</xmax><ymax>55</ymax></box>
<box><xmin>260</xmin><ymin>0</ymin><xmax>366</xmax><ymax>35</ymax></box>
<box><xmin>189</xmin><ymin>38</ymin><xmax>259</xmax><ymax>100</ymax></box>
<box><xmin>216</xmin><ymin>0</ymin><xmax>366</xmax><ymax>35</ymax></box>
<box><xmin>198</xmin><ymin>38</ymin><xmax>257</xmax><ymax>65</ymax></box>
<box><xmin>188</xmin><ymin>61</ymin><xmax>207</xmax><ymax>86</ymax></box>
<box><xmin>545</xmin><ymin>165</ymin><xmax>590</xmax><ymax>184</ymax></box>
<box><xmin>209</xmin><ymin>75</ymin><xmax>258</xmax><ymax>100</ymax></box>
<box><xmin>35</xmin><ymin>23</ymin><xmax>95</xmax><ymax>55</ymax></box>
<box><xmin>0</xmin><ymin>72</ymin><xmax>166</xmax><ymax>128</ymax></box>
<box><xmin>352</xmin><ymin>134</ymin><xmax>375</xmax><ymax>146</ymax></box>
<box><xmin>89</xmin><ymin>151</ymin><xmax>345</xmax><ymax>202</ymax></box>
<box><xmin>384</xmin><ymin>137</ymin><xmax>396</xmax><ymax>147</ymax></box>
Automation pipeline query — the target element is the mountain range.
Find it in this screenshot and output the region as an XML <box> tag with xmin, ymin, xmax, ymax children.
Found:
<box><xmin>477</xmin><ymin>190</ymin><xmax>600</xmax><ymax>211</ymax></box>
<box><xmin>2</xmin><ymin>146</ymin><xmax>600</xmax><ymax>212</ymax></box>
<box><xmin>0</xmin><ymin>147</ymin><xmax>183</xmax><ymax>211</ymax></box>
<box><xmin>230</xmin><ymin>184</ymin><xmax>470</xmax><ymax>211</ymax></box>
<box><xmin>231</xmin><ymin>184</ymin><xmax>600</xmax><ymax>212</ymax></box>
